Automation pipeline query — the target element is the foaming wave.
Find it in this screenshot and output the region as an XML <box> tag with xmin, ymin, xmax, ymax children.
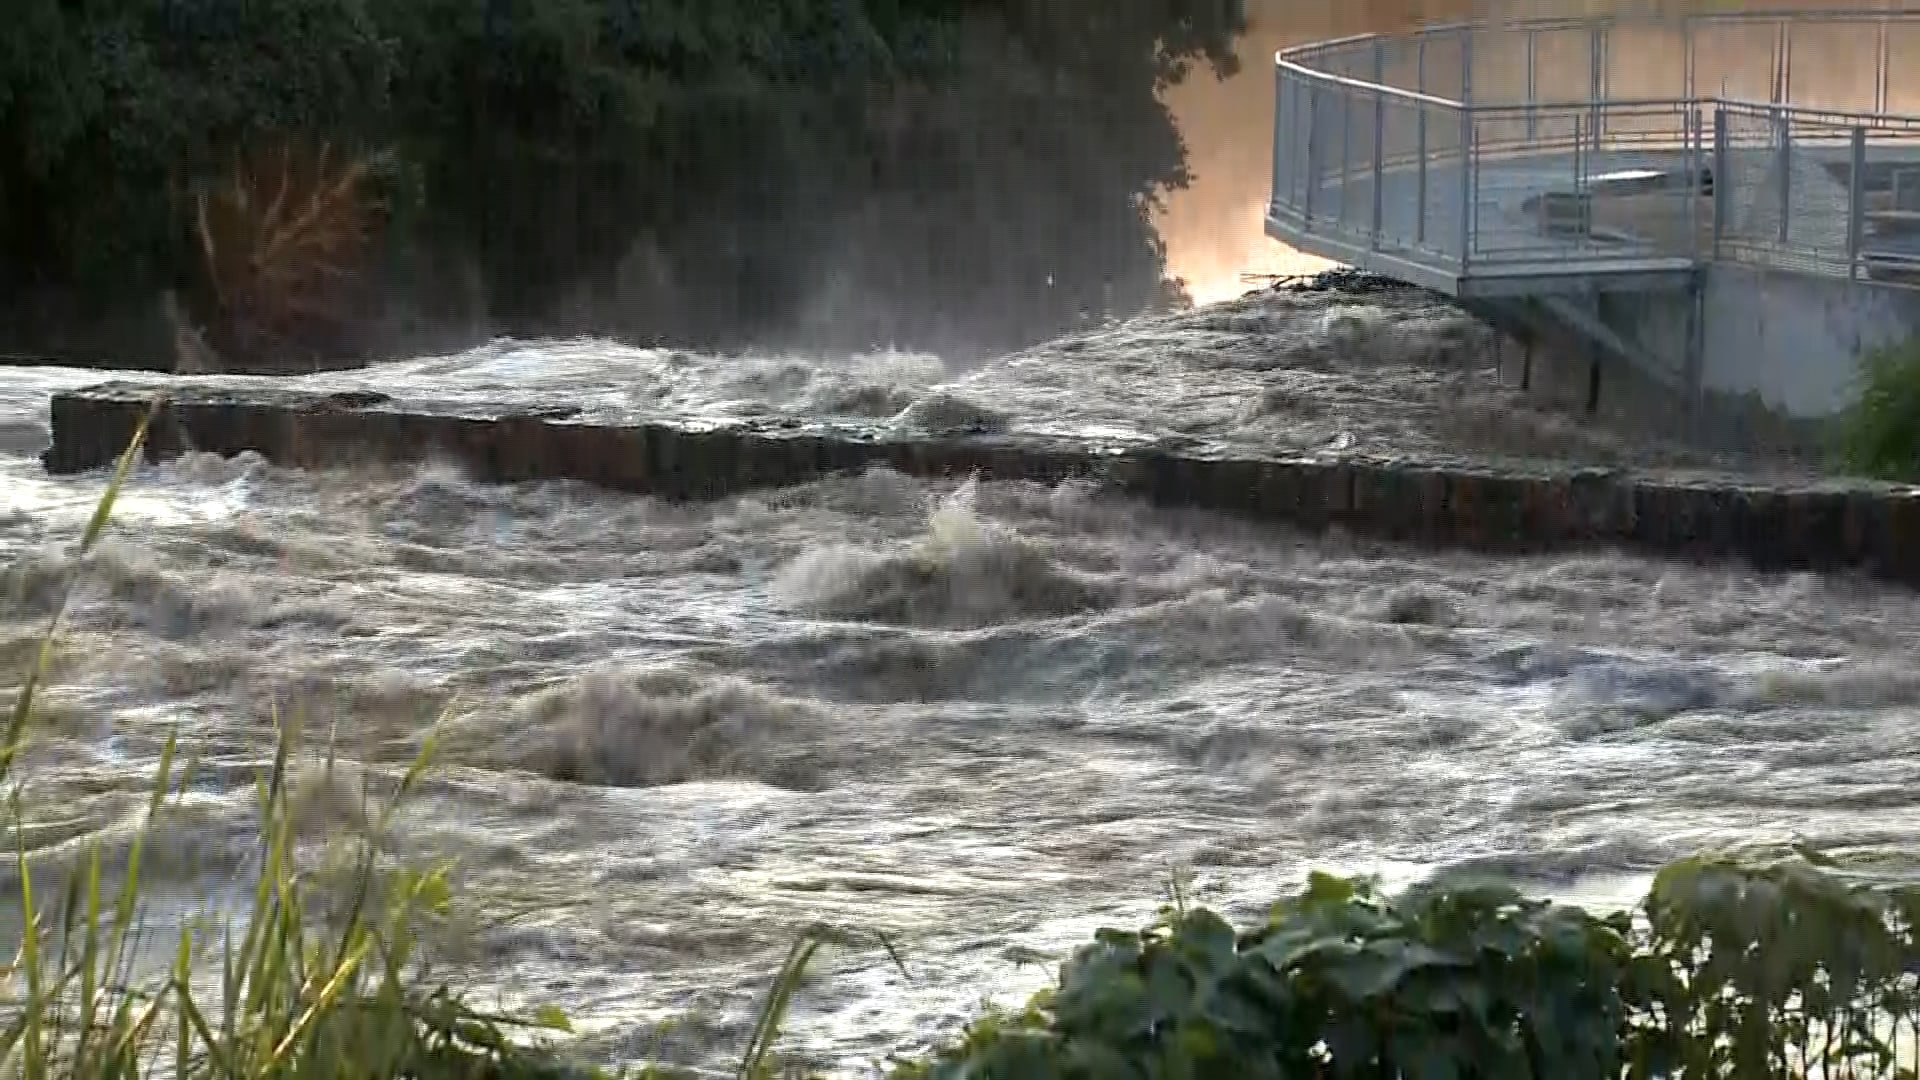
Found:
<box><xmin>1739</xmin><ymin>661</ymin><xmax>1920</xmax><ymax>709</ymax></box>
<box><xmin>889</xmin><ymin>391</ymin><xmax>1011</xmax><ymax>435</ymax></box>
<box><xmin>773</xmin><ymin>482</ymin><xmax>1110</xmax><ymax>628</ymax></box>
<box><xmin>3</xmin><ymin>541</ymin><xmax>354</xmax><ymax>640</ymax></box>
<box><xmin>506</xmin><ymin>666</ymin><xmax>837</xmax><ymax>792</ymax></box>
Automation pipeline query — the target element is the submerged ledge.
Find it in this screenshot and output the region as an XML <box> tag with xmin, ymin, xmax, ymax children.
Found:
<box><xmin>43</xmin><ymin>381</ymin><xmax>1920</xmax><ymax>585</ymax></box>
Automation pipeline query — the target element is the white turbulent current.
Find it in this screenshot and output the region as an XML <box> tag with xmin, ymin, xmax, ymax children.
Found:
<box><xmin>3</xmin><ymin>286</ymin><xmax>1919</xmax><ymax>1075</ymax></box>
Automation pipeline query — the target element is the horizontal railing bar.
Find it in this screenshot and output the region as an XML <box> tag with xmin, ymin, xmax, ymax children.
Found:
<box><xmin>1274</xmin><ymin>60</ymin><xmax>1464</xmax><ymax>109</ymax></box>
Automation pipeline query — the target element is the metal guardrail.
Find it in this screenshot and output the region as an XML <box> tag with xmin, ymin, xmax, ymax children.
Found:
<box><xmin>1270</xmin><ymin>10</ymin><xmax>1920</xmax><ymax>287</ymax></box>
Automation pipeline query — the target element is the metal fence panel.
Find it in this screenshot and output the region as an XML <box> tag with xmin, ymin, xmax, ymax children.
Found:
<box><xmin>1423</xmin><ymin>98</ymin><xmax>1469</xmax><ymax>265</ymax></box>
<box><xmin>1716</xmin><ymin>105</ymin><xmax>1787</xmax><ymax>263</ymax></box>
<box><xmin>1855</xmin><ymin>126</ymin><xmax>1920</xmax><ymax>283</ymax></box>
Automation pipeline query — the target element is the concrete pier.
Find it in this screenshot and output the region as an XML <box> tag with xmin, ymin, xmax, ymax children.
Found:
<box><xmin>44</xmin><ymin>381</ymin><xmax>1920</xmax><ymax>586</ymax></box>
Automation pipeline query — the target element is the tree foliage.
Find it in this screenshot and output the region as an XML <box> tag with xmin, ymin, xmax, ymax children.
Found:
<box><xmin>0</xmin><ymin>0</ymin><xmax>1246</xmax><ymax>361</ymax></box>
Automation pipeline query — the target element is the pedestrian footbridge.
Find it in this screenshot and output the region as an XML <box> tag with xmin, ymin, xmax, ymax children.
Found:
<box><xmin>1268</xmin><ymin>11</ymin><xmax>1920</xmax><ymax>432</ymax></box>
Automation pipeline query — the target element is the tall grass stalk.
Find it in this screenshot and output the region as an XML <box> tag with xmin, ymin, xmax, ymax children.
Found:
<box><xmin>3</xmin><ymin>414</ymin><xmax>577</xmax><ymax>1080</ymax></box>
<box><xmin>3</xmin><ymin>396</ymin><xmax>158</xmax><ymax>786</ymax></box>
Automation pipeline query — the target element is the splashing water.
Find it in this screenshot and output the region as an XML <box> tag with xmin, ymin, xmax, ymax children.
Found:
<box><xmin>0</xmin><ymin>288</ymin><xmax>1903</xmax><ymax>1075</ymax></box>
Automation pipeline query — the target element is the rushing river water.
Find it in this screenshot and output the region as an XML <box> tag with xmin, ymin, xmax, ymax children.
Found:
<box><xmin>7</xmin><ymin>286</ymin><xmax>1920</xmax><ymax>1075</ymax></box>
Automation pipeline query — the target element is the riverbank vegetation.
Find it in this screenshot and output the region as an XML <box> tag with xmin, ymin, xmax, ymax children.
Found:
<box><xmin>12</xmin><ymin>421</ymin><xmax>1920</xmax><ymax>1080</ymax></box>
<box><xmin>1839</xmin><ymin>336</ymin><xmax>1920</xmax><ymax>483</ymax></box>
<box><xmin>0</xmin><ymin>0</ymin><xmax>1246</xmax><ymax>367</ymax></box>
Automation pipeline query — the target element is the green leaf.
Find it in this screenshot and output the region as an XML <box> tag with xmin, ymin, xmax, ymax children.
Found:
<box><xmin>531</xmin><ymin>1004</ymin><xmax>572</xmax><ymax>1032</ymax></box>
<box><xmin>1321</xmin><ymin>940</ymin><xmax>1461</xmax><ymax>1002</ymax></box>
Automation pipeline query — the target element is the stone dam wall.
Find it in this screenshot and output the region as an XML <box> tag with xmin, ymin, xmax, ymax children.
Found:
<box><xmin>42</xmin><ymin>382</ymin><xmax>1920</xmax><ymax>586</ymax></box>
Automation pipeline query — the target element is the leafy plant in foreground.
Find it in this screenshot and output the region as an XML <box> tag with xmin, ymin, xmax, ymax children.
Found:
<box><xmin>901</xmin><ymin>873</ymin><xmax>1636</xmax><ymax>1080</ymax></box>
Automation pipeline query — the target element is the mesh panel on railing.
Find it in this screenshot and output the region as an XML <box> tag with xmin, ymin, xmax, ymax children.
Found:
<box><xmin>1423</xmin><ymin>100</ymin><xmax>1468</xmax><ymax>262</ymax></box>
<box><xmin>1716</xmin><ymin>106</ymin><xmax>1786</xmax><ymax>260</ymax></box>
<box><xmin>1780</xmin><ymin>117</ymin><xmax>1856</xmax><ymax>272</ymax></box>
<box><xmin>1464</xmin><ymin>102</ymin><xmax>1702</xmax><ymax>265</ymax></box>
<box><xmin>1376</xmin><ymin>94</ymin><xmax>1428</xmax><ymax>253</ymax></box>
<box><xmin>1857</xmin><ymin>128</ymin><xmax>1920</xmax><ymax>284</ymax></box>
<box><xmin>1281</xmin><ymin>73</ymin><xmax>1313</xmax><ymax>217</ymax></box>
<box><xmin>1303</xmin><ymin>83</ymin><xmax>1340</xmax><ymax>229</ymax></box>
<box><xmin>1270</xmin><ymin>73</ymin><xmax>1297</xmax><ymax>219</ymax></box>
<box><xmin>1717</xmin><ymin>107</ymin><xmax>1879</xmax><ymax>275</ymax></box>
<box><xmin>1468</xmin><ymin>106</ymin><xmax>1580</xmax><ymax>262</ymax></box>
<box><xmin>1341</xmin><ymin>89</ymin><xmax>1379</xmax><ymax>234</ymax></box>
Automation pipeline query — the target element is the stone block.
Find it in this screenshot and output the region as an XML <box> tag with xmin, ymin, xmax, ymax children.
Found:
<box><xmin>1252</xmin><ymin>459</ymin><xmax>1319</xmax><ymax>527</ymax></box>
<box><xmin>1321</xmin><ymin>460</ymin><xmax>1357</xmax><ymax>521</ymax></box>
<box><xmin>1776</xmin><ymin>489</ymin><xmax>1847</xmax><ymax>571</ymax></box>
<box><xmin>1199</xmin><ymin>458</ymin><xmax>1265</xmax><ymax>518</ymax></box>
<box><xmin>1449</xmin><ymin>471</ymin><xmax>1528</xmax><ymax>549</ymax></box>
<box><xmin>1349</xmin><ymin>461</ymin><xmax>1439</xmax><ymax>542</ymax></box>
<box><xmin>1877</xmin><ymin>490</ymin><xmax>1920</xmax><ymax>585</ymax></box>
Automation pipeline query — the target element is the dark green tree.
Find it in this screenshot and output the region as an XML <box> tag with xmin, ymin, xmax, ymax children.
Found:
<box><xmin>0</xmin><ymin>0</ymin><xmax>1246</xmax><ymax>361</ymax></box>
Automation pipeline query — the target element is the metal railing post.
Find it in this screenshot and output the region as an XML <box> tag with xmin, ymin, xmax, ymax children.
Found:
<box><xmin>1371</xmin><ymin>41</ymin><xmax>1386</xmax><ymax>247</ymax></box>
<box><xmin>1416</xmin><ymin>36</ymin><xmax>1428</xmax><ymax>247</ymax></box>
<box><xmin>1712</xmin><ymin>108</ymin><xmax>1729</xmax><ymax>261</ymax></box>
<box><xmin>1272</xmin><ymin>70</ymin><xmax>1286</xmax><ymax>219</ymax></box>
<box><xmin>1461</xmin><ymin>24</ymin><xmax>1470</xmax><ymax>103</ymax></box>
<box><xmin>1573</xmin><ymin>112</ymin><xmax>1585</xmax><ymax>250</ymax></box>
<box><xmin>1588</xmin><ymin>24</ymin><xmax>1604</xmax><ymax>154</ymax></box>
<box><xmin>1686</xmin><ymin>109</ymin><xmax>1701</xmax><ymax>259</ymax></box>
<box><xmin>1776</xmin><ymin>107</ymin><xmax>1791</xmax><ymax>246</ymax></box>
<box><xmin>1849</xmin><ymin>126</ymin><xmax>1867</xmax><ymax>281</ymax></box>
<box><xmin>1780</xmin><ymin>18</ymin><xmax>1792</xmax><ymax>105</ymax></box>
<box><xmin>1526</xmin><ymin>29</ymin><xmax>1538</xmax><ymax>145</ymax></box>
<box><xmin>1773</xmin><ymin>19</ymin><xmax>1787</xmax><ymax>104</ymax></box>
<box><xmin>1460</xmin><ymin>27</ymin><xmax>1473</xmax><ymax>269</ymax></box>
<box><xmin>1683</xmin><ymin>16</ymin><xmax>1696</xmax><ymax>102</ymax></box>
<box><xmin>1340</xmin><ymin>81</ymin><xmax>1353</xmax><ymax>227</ymax></box>
<box><xmin>1878</xmin><ymin>19</ymin><xmax>1891</xmax><ymax>114</ymax></box>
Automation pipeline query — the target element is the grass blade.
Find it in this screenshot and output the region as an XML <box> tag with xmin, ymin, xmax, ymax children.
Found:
<box><xmin>3</xmin><ymin>396</ymin><xmax>161</xmax><ymax>785</ymax></box>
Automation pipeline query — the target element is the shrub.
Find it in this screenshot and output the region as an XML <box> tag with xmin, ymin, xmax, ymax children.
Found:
<box><xmin>904</xmin><ymin>854</ymin><xmax>1920</xmax><ymax>1080</ymax></box>
<box><xmin>1839</xmin><ymin>336</ymin><xmax>1920</xmax><ymax>481</ymax></box>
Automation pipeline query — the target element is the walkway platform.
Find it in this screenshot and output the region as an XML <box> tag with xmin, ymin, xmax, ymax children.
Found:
<box><xmin>1268</xmin><ymin>12</ymin><xmax>1920</xmax><ymax>425</ymax></box>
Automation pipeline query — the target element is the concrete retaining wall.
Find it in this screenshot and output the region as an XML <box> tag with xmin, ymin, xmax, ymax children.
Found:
<box><xmin>1698</xmin><ymin>264</ymin><xmax>1920</xmax><ymax>418</ymax></box>
<box><xmin>43</xmin><ymin>382</ymin><xmax>1920</xmax><ymax>586</ymax></box>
